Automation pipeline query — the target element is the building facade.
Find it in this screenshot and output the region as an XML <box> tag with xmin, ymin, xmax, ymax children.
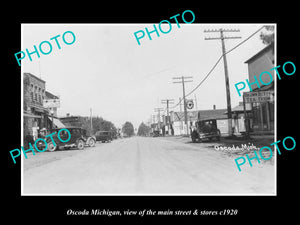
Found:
<box><xmin>23</xmin><ymin>72</ymin><xmax>64</xmax><ymax>146</ymax></box>
<box><xmin>244</xmin><ymin>43</ymin><xmax>275</xmax><ymax>133</ymax></box>
<box><xmin>23</xmin><ymin>72</ymin><xmax>48</xmax><ymax>141</ymax></box>
<box><xmin>170</xmin><ymin>108</ymin><xmax>229</xmax><ymax>136</ymax></box>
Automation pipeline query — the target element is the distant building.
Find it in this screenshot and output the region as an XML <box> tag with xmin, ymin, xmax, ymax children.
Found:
<box><xmin>244</xmin><ymin>43</ymin><xmax>275</xmax><ymax>133</ymax></box>
<box><xmin>60</xmin><ymin>114</ymin><xmax>83</xmax><ymax>127</ymax></box>
<box><xmin>170</xmin><ymin>107</ymin><xmax>229</xmax><ymax>135</ymax></box>
<box><xmin>227</xmin><ymin>102</ymin><xmax>252</xmax><ymax>134</ymax></box>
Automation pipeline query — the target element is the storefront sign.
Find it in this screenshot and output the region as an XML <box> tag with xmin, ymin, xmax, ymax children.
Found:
<box><xmin>243</xmin><ymin>91</ymin><xmax>274</xmax><ymax>103</ymax></box>
<box><xmin>43</xmin><ymin>98</ymin><xmax>60</xmax><ymax>108</ymax></box>
<box><xmin>186</xmin><ymin>100</ymin><xmax>194</xmax><ymax>109</ymax></box>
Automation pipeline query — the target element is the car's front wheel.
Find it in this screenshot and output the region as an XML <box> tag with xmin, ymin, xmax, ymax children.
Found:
<box><xmin>77</xmin><ymin>139</ymin><xmax>84</xmax><ymax>150</ymax></box>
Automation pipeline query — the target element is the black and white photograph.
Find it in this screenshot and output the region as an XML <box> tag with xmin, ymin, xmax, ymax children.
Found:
<box><xmin>20</xmin><ymin>23</ymin><xmax>276</xmax><ymax>195</ymax></box>
<box><xmin>4</xmin><ymin>4</ymin><xmax>298</xmax><ymax>224</ymax></box>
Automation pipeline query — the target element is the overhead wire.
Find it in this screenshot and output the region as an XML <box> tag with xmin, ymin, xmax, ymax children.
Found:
<box><xmin>169</xmin><ymin>25</ymin><xmax>266</xmax><ymax>110</ymax></box>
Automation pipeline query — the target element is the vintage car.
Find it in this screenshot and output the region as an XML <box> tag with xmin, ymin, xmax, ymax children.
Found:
<box><xmin>95</xmin><ymin>131</ymin><xmax>113</xmax><ymax>143</ymax></box>
<box><xmin>81</xmin><ymin>128</ymin><xmax>96</xmax><ymax>147</ymax></box>
<box><xmin>152</xmin><ymin>130</ymin><xmax>160</xmax><ymax>137</ymax></box>
<box><xmin>191</xmin><ymin>119</ymin><xmax>221</xmax><ymax>142</ymax></box>
<box><xmin>35</xmin><ymin>127</ymin><xmax>96</xmax><ymax>151</ymax></box>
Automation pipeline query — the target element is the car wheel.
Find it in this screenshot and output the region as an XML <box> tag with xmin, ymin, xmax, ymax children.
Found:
<box><xmin>77</xmin><ymin>139</ymin><xmax>84</xmax><ymax>150</ymax></box>
<box><xmin>89</xmin><ymin>138</ymin><xmax>96</xmax><ymax>147</ymax></box>
<box><xmin>48</xmin><ymin>142</ymin><xmax>57</xmax><ymax>152</ymax></box>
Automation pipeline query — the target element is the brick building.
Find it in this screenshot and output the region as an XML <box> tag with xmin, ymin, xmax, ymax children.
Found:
<box><xmin>23</xmin><ymin>73</ymin><xmax>64</xmax><ymax>145</ymax></box>
<box><xmin>23</xmin><ymin>72</ymin><xmax>48</xmax><ymax>141</ymax></box>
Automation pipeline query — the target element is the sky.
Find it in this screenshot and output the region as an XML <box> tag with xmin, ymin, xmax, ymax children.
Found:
<box><xmin>22</xmin><ymin>23</ymin><xmax>271</xmax><ymax>129</ymax></box>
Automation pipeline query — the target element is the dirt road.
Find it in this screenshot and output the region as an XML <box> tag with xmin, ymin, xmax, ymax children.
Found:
<box><xmin>22</xmin><ymin>136</ymin><xmax>275</xmax><ymax>195</ymax></box>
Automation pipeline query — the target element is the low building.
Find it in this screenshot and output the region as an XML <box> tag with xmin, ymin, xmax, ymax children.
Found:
<box><xmin>244</xmin><ymin>43</ymin><xmax>275</xmax><ymax>134</ymax></box>
<box><xmin>170</xmin><ymin>107</ymin><xmax>229</xmax><ymax>136</ymax></box>
<box><xmin>59</xmin><ymin>114</ymin><xmax>83</xmax><ymax>127</ymax></box>
<box><xmin>227</xmin><ymin>102</ymin><xmax>252</xmax><ymax>134</ymax></box>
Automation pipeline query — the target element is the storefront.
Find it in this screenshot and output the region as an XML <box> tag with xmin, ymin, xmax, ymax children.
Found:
<box><xmin>243</xmin><ymin>87</ymin><xmax>274</xmax><ymax>133</ymax></box>
<box><xmin>244</xmin><ymin>43</ymin><xmax>275</xmax><ymax>134</ymax></box>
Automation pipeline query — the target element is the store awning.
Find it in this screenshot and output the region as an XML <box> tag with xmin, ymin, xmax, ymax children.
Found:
<box><xmin>23</xmin><ymin>113</ymin><xmax>42</xmax><ymax>118</ymax></box>
<box><xmin>48</xmin><ymin>116</ymin><xmax>65</xmax><ymax>128</ymax></box>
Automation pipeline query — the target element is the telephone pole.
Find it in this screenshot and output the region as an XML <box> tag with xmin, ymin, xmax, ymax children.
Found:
<box><xmin>90</xmin><ymin>108</ymin><xmax>93</xmax><ymax>133</ymax></box>
<box><xmin>154</xmin><ymin>107</ymin><xmax>164</xmax><ymax>134</ymax></box>
<box><xmin>173</xmin><ymin>76</ymin><xmax>193</xmax><ymax>135</ymax></box>
<box><xmin>204</xmin><ymin>28</ymin><xmax>241</xmax><ymax>136</ymax></box>
<box><xmin>161</xmin><ymin>99</ymin><xmax>174</xmax><ymax>135</ymax></box>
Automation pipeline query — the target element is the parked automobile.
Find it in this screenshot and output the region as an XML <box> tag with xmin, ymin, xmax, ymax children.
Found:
<box><xmin>95</xmin><ymin>131</ymin><xmax>113</xmax><ymax>143</ymax></box>
<box><xmin>35</xmin><ymin>127</ymin><xmax>96</xmax><ymax>151</ymax></box>
<box><xmin>81</xmin><ymin>128</ymin><xmax>96</xmax><ymax>147</ymax></box>
<box><xmin>151</xmin><ymin>130</ymin><xmax>160</xmax><ymax>137</ymax></box>
<box><xmin>191</xmin><ymin>119</ymin><xmax>221</xmax><ymax>142</ymax></box>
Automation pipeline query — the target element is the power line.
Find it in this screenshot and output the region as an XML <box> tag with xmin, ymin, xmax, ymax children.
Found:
<box><xmin>204</xmin><ymin>28</ymin><xmax>241</xmax><ymax>136</ymax></box>
<box><xmin>161</xmin><ymin>99</ymin><xmax>174</xmax><ymax>133</ymax></box>
<box><xmin>170</xmin><ymin>25</ymin><xmax>266</xmax><ymax>110</ymax></box>
<box><xmin>172</xmin><ymin>76</ymin><xmax>193</xmax><ymax>135</ymax></box>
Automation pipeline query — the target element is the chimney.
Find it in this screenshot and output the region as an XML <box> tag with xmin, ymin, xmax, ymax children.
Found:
<box><xmin>213</xmin><ymin>105</ymin><xmax>216</xmax><ymax>110</ymax></box>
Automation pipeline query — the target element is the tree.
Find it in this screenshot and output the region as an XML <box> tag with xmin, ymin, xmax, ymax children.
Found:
<box><xmin>137</xmin><ymin>122</ymin><xmax>151</xmax><ymax>136</ymax></box>
<box><xmin>122</xmin><ymin>121</ymin><xmax>135</xmax><ymax>137</ymax></box>
<box><xmin>260</xmin><ymin>26</ymin><xmax>274</xmax><ymax>45</ymax></box>
<box><xmin>79</xmin><ymin>116</ymin><xmax>116</xmax><ymax>136</ymax></box>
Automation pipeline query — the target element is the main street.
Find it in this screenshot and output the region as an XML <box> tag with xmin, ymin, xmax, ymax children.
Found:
<box><xmin>23</xmin><ymin>136</ymin><xmax>275</xmax><ymax>195</ymax></box>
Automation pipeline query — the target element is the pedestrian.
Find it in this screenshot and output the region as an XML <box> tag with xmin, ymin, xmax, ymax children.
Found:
<box><xmin>25</xmin><ymin>129</ymin><xmax>34</xmax><ymax>149</ymax></box>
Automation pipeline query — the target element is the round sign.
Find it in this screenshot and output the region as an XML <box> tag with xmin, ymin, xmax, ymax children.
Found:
<box><xmin>186</xmin><ymin>100</ymin><xmax>194</xmax><ymax>109</ymax></box>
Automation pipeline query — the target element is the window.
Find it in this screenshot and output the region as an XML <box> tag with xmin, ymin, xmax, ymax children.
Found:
<box><xmin>30</xmin><ymin>92</ymin><xmax>34</xmax><ymax>102</ymax></box>
<box><xmin>35</xmin><ymin>93</ymin><xmax>37</xmax><ymax>101</ymax></box>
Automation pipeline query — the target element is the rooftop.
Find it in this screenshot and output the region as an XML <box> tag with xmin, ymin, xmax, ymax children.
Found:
<box><xmin>244</xmin><ymin>43</ymin><xmax>274</xmax><ymax>64</ymax></box>
<box><xmin>23</xmin><ymin>72</ymin><xmax>46</xmax><ymax>83</ymax></box>
<box><xmin>171</xmin><ymin>109</ymin><xmax>228</xmax><ymax>122</ymax></box>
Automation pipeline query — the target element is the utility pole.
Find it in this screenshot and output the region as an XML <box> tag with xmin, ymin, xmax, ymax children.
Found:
<box><xmin>173</xmin><ymin>76</ymin><xmax>193</xmax><ymax>135</ymax></box>
<box><xmin>204</xmin><ymin>28</ymin><xmax>241</xmax><ymax>136</ymax></box>
<box><xmin>90</xmin><ymin>108</ymin><xmax>93</xmax><ymax>134</ymax></box>
<box><xmin>161</xmin><ymin>99</ymin><xmax>174</xmax><ymax>135</ymax></box>
<box><xmin>154</xmin><ymin>108</ymin><xmax>164</xmax><ymax>134</ymax></box>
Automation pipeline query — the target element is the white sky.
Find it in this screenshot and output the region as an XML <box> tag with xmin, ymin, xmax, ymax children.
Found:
<box><xmin>22</xmin><ymin>23</ymin><xmax>270</xmax><ymax>129</ymax></box>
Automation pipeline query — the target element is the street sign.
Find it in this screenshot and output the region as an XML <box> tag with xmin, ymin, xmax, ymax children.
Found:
<box><xmin>243</xmin><ymin>91</ymin><xmax>274</xmax><ymax>103</ymax></box>
<box><xmin>43</xmin><ymin>98</ymin><xmax>60</xmax><ymax>108</ymax></box>
<box><xmin>186</xmin><ymin>100</ymin><xmax>194</xmax><ymax>109</ymax></box>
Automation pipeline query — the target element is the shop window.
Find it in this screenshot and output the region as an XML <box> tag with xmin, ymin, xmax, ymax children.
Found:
<box><xmin>252</xmin><ymin>102</ymin><xmax>261</xmax><ymax>125</ymax></box>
